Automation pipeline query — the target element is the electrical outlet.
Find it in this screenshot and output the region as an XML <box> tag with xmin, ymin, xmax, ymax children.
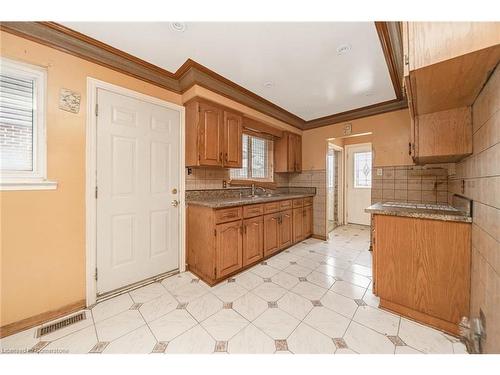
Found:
<box><xmin>376</xmin><ymin>168</ymin><xmax>383</xmax><ymax>176</ymax></box>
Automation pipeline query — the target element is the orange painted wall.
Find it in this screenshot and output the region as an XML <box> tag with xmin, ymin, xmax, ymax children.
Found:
<box><xmin>0</xmin><ymin>31</ymin><xmax>185</xmax><ymax>327</ymax></box>
<box><xmin>302</xmin><ymin>109</ymin><xmax>414</xmax><ymax>170</ymax></box>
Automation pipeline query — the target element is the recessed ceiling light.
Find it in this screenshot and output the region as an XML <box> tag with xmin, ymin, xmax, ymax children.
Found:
<box><xmin>170</xmin><ymin>22</ymin><xmax>187</xmax><ymax>33</ymax></box>
<box><xmin>336</xmin><ymin>44</ymin><xmax>352</xmax><ymax>55</ymax></box>
<box><xmin>263</xmin><ymin>81</ymin><xmax>274</xmax><ymax>88</ymax></box>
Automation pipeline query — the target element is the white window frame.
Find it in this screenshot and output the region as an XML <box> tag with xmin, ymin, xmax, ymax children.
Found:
<box><xmin>0</xmin><ymin>57</ymin><xmax>57</xmax><ymax>190</ymax></box>
<box><xmin>230</xmin><ymin>133</ymin><xmax>274</xmax><ymax>183</ymax></box>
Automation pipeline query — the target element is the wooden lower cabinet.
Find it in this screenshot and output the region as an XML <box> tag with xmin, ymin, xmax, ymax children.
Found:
<box><xmin>279</xmin><ymin>209</ymin><xmax>293</xmax><ymax>249</ymax></box>
<box><xmin>243</xmin><ymin>216</ymin><xmax>263</xmax><ymax>266</ymax></box>
<box><xmin>263</xmin><ymin>213</ymin><xmax>280</xmax><ymax>257</ymax></box>
<box><xmin>216</xmin><ymin>220</ymin><xmax>243</xmax><ymax>278</ymax></box>
<box><xmin>303</xmin><ymin>205</ymin><xmax>312</xmax><ymax>238</ymax></box>
<box><xmin>373</xmin><ymin>214</ymin><xmax>471</xmax><ymax>335</ymax></box>
<box><xmin>293</xmin><ymin>208</ymin><xmax>303</xmax><ymax>242</ymax></box>
<box><xmin>187</xmin><ymin>197</ymin><xmax>313</xmax><ymax>285</ymax></box>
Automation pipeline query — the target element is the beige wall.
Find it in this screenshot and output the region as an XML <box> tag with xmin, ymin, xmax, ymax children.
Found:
<box><xmin>302</xmin><ymin>109</ymin><xmax>413</xmax><ymax>170</ymax></box>
<box><xmin>0</xmin><ymin>31</ymin><xmax>184</xmax><ymax>327</ymax></box>
<box><xmin>448</xmin><ymin>66</ymin><xmax>500</xmax><ymax>353</ymax></box>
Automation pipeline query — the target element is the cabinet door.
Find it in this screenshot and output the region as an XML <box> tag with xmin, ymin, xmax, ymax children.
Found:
<box><xmin>292</xmin><ymin>208</ymin><xmax>303</xmax><ymax>243</ymax></box>
<box><xmin>263</xmin><ymin>213</ymin><xmax>280</xmax><ymax>257</ymax></box>
<box><xmin>287</xmin><ymin>133</ymin><xmax>295</xmax><ymax>172</ymax></box>
<box><xmin>243</xmin><ymin>216</ymin><xmax>263</xmax><ymax>266</ymax></box>
<box><xmin>222</xmin><ymin>111</ymin><xmax>242</xmax><ymax>168</ymax></box>
<box><xmin>279</xmin><ymin>209</ymin><xmax>293</xmax><ymax>249</ymax></box>
<box><xmin>216</xmin><ymin>220</ymin><xmax>242</xmax><ymax>278</ymax></box>
<box><xmin>293</xmin><ymin>134</ymin><xmax>302</xmax><ymax>172</ymax></box>
<box><xmin>198</xmin><ymin>102</ymin><xmax>223</xmax><ymax>167</ymax></box>
<box><xmin>302</xmin><ymin>206</ymin><xmax>312</xmax><ymax>238</ymax></box>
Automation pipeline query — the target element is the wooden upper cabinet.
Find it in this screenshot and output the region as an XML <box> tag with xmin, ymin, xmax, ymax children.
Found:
<box><xmin>216</xmin><ymin>220</ymin><xmax>243</xmax><ymax>278</ymax></box>
<box><xmin>242</xmin><ymin>216</ymin><xmax>263</xmax><ymax>266</ymax></box>
<box><xmin>415</xmin><ymin>107</ymin><xmax>472</xmax><ymax>163</ymax></box>
<box><xmin>275</xmin><ymin>131</ymin><xmax>302</xmax><ymax>173</ymax></box>
<box><xmin>198</xmin><ymin>102</ymin><xmax>223</xmax><ymax>166</ymax></box>
<box><xmin>402</xmin><ymin>22</ymin><xmax>500</xmax><ymax>116</ymax></box>
<box><xmin>222</xmin><ymin>110</ymin><xmax>242</xmax><ymax>168</ymax></box>
<box><xmin>407</xmin><ymin>22</ymin><xmax>500</xmax><ymax>71</ymax></box>
<box><xmin>185</xmin><ymin>98</ymin><xmax>243</xmax><ymax>168</ymax></box>
<box><xmin>402</xmin><ymin>22</ymin><xmax>499</xmax><ymax>164</ymax></box>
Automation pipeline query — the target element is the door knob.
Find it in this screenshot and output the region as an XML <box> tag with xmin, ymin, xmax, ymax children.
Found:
<box><xmin>171</xmin><ymin>199</ymin><xmax>180</xmax><ymax>207</ymax></box>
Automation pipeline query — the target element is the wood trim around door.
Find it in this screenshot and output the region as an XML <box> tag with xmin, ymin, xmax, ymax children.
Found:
<box><xmin>1</xmin><ymin>21</ymin><xmax>408</xmax><ymax>131</ymax></box>
<box><xmin>85</xmin><ymin>77</ymin><xmax>186</xmax><ymax>307</ymax></box>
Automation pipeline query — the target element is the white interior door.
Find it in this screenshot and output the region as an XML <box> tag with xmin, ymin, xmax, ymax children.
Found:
<box><xmin>346</xmin><ymin>143</ymin><xmax>372</xmax><ymax>226</ymax></box>
<box><xmin>96</xmin><ymin>88</ymin><xmax>180</xmax><ymax>295</ymax></box>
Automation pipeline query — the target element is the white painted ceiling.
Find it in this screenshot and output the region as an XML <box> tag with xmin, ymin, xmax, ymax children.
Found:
<box><xmin>62</xmin><ymin>22</ymin><xmax>396</xmax><ymax>120</ymax></box>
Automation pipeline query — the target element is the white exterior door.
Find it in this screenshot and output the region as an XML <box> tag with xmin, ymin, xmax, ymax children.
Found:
<box><xmin>346</xmin><ymin>143</ymin><xmax>372</xmax><ymax>226</ymax></box>
<box><xmin>96</xmin><ymin>88</ymin><xmax>181</xmax><ymax>295</ymax></box>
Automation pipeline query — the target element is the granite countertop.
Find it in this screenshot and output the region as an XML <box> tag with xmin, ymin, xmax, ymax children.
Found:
<box><xmin>365</xmin><ymin>202</ymin><xmax>472</xmax><ymax>223</ymax></box>
<box><xmin>187</xmin><ymin>193</ymin><xmax>315</xmax><ymax>209</ymax></box>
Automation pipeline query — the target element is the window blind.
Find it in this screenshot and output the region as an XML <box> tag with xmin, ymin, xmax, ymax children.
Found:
<box><xmin>0</xmin><ymin>74</ymin><xmax>34</xmax><ymax>171</ymax></box>
<box><xmin>230</xmin><ymin>134</ymin><xmax>273</xmax><ymax>180</ymax></box>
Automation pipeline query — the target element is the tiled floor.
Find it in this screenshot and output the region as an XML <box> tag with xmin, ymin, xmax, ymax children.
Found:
<box><xmin>1</xmin><ymin>225</ymin><xmax>467</xmax><ymax>354</ymax></box>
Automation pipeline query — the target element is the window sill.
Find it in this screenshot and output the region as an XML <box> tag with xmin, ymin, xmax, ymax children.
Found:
<box><xmin>0</xmin><ymin>180</ymin><xmax>58</xmax><ymax>191</ymax></box>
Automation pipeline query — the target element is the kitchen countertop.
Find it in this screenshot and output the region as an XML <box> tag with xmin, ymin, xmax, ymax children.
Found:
<box><xmin>365</xmin><ymin>201</ymin><xmax>472</xmax><ymax>223</ymax></box>
<box><xmin>186</xmin><ymin>193</ymin><xmax>315</xmax><ymax>209</ymax></box>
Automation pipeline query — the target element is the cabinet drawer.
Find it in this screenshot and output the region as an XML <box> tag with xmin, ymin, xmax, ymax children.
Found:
<box><xmin>279</xmin><ymin>200</ymin><xmax>292</xmax><ymax>210</ymax></box>
<box><xmin>303</xmin><ymin>197</ymin><xmax>313</xmax><ymax>206</ymax></box>
<box><xmin>243</xmin><ymin>204</ymin><xmax>264</xmax><ymax>218</ymax></box>
<box><xmin>264</xmin><ymin>201</ymin><xmax>280</xmax><ymax>214</ymax></box>
<box><xmin>215</xmin><ymin>206</ymin><xmax>242</xmax><ymax>224</ymax></box>
<box><xmin>292</xmin><ymin>198</ymin><xmax>303</xmax><ymax>208</ymax></box>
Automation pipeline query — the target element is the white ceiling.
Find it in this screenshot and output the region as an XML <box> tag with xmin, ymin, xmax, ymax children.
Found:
<box><xmin>62</xmin><ymin>22</ymin><xmax>396</xmax><ymax>120</ymax></box>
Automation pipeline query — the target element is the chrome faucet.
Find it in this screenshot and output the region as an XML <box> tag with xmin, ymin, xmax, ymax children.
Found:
<box><xmin>251</xmin><ymin>184</ymin><xmax>266</xmax><ymax>196</ymax></box>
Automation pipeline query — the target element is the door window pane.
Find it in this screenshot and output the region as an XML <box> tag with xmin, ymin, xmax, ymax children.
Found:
<box><xmin>354</xmin><ymin>151</ymin><xmax>372</xmax><ymax>188</ymax></box>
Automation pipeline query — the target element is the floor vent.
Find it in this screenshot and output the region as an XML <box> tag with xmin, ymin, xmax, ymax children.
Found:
<box><xmin>36</xmin><ymin>312</ymin><xmax>86</xmax><ymax>338</ymax></box>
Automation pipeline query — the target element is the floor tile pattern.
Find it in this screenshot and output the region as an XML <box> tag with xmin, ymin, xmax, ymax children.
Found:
<box><xmin>0</xmin><ymin>225</ymin><xmax>468</xmax><ymax>354</ymax></box>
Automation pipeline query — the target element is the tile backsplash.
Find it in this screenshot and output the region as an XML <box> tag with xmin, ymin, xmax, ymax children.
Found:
<box><xmin>185</xmin><ymin>167</ymin><xmax>289</xmax><ymax>190</ymax></box>
<box><xmin>371</xmin><ymin>165</ymin><xmax>452</xmax><ymax>205</ymax></box>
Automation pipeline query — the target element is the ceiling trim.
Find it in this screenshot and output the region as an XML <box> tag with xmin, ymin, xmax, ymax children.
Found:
<box><xmin>375</xmin><ymin>21</ymin><xmax>405</xmax><ymax>100</ymax></box>
<box><xmin>0</xmin><ymin>21</ymin><xmax>407</xmax><ymax>130</ymax></box>
<box><xmin>303</xmin><ymin>98</ymin><xmax>408</xmax><ymax>130</ymax></box>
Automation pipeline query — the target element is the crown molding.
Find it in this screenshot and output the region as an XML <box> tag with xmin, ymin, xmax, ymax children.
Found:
<box><xmin>0</xmin><ymin>21</ymin><xmax>407</xmax><ymax>131</ymax></box>
<box><xmin>303</xmin><ymin>98</ymin><xmax>408</xmax><ymax>130</ymax></box>
<box><xmin>375</xmin><ymin>21</ymin><xmax>405</xmax><ymax>100</ymax></box>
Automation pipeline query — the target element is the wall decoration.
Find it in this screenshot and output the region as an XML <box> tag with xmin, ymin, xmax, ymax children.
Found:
<box><xmin>59</xmin><ymin>88</ymin><xmax>81</xmax><ymax>114</ymax></box>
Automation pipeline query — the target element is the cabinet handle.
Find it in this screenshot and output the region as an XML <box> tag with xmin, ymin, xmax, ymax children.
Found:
<box><xmin>404</xmin><ymin>54</ymin><xmax>409</xmax><ymax>66</ymax></box>
<box><xmin>225</xmin><ymin>153</ymin><xmax>228</xmax><ymax>162</ymax></box>
<box><xmin>408</xmin><ymin>142</ymin><xmax>412</xmax><ymax>155</ymax></box>
<box><xmin>219</xmin><ymin>152</ymin><xmax>222</xmax><ymax>163</ymax></box>
<box><xmin>244</xmin><ymin>225</ymin><xmax>247</xmax><ymax>234</ymax></box>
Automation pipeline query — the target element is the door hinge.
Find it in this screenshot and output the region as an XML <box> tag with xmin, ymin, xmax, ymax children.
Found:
<box><xmin>94</xmin><ymin>268</ymin><xmax>98</xmax><ymax>281</ymax></box>
<box><xmin>95</xmin><ymin>103</ymin><xmax>98</xmax><ymax>117</ymax></box>
<box><xmin>95</xmin><ymin>186</ymin><xmax>98</xmax><ymax>199</ymax></box>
